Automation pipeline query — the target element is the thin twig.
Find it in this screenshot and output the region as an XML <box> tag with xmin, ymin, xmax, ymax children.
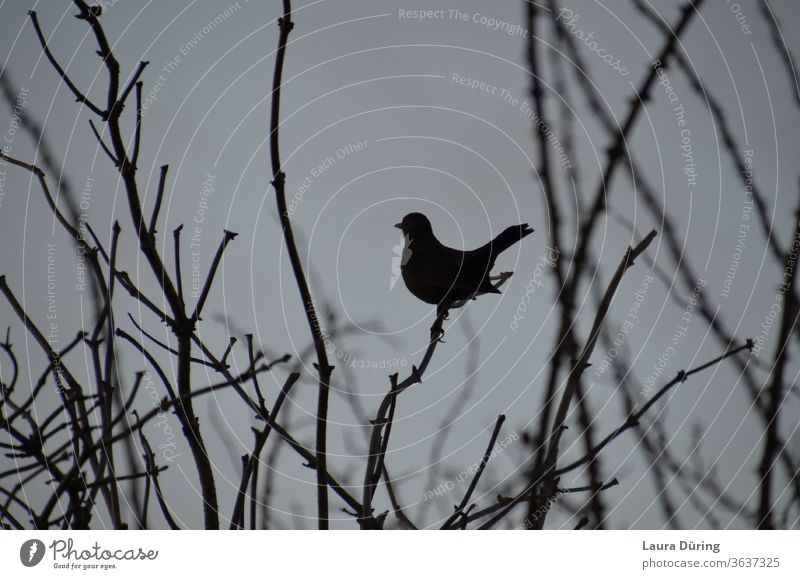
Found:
<box><xmin>28</xmin><ymin>11</ymin><xmax>105</xmax><ymax>116</ymax></box>
<box><xmin>361</xmin><ymin>311</ymin><xmax>448</xmax><ymax>528</ymax></box>
<box><xmin>442</xmin><ymin>414</ymin><xmax>506</xmax><ymax>529</ymax></box>
<box><xmin>191</xmin><ymin>230</ymin><xmax>238</xmax><ymax>321</ymax></box>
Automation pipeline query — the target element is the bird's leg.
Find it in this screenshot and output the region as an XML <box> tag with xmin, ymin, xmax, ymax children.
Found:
<box><xmin>490</xmin><ymin>271</ymin><xmax>513</xmax><ymax>290</ymax></box>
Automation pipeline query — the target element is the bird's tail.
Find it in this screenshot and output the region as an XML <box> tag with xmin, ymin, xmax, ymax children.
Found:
<box><xmin>487</xmin><ymin>224</ymin><xmax>534</xmax><ymax>258</ymax></box>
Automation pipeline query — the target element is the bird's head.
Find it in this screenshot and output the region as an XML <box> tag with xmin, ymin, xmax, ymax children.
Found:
<box><xmin>394</xmin><ymin>212</ymin><xmax>433</xmax><ymax>240</ymax></box>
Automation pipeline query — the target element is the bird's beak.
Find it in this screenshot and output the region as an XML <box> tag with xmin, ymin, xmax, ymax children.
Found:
<box><xmin>394</xmin><ymin>223</ymin><xmax>403</xmax><ymax>230</ymax></box>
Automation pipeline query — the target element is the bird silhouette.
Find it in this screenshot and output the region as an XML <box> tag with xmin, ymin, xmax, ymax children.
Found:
<box><xmin>394</xmin><ymin>212</ymin><xmax>533</xmax><ymax>315</ymax></box>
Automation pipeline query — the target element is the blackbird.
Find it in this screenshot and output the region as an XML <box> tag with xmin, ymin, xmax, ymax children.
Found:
<box><xmin>394</xmin><ymin>212</ymin><xmax>534</xmax><ymax>314</ymax></box>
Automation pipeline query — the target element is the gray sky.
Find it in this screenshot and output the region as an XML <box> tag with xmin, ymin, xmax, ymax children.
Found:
<box><xmin>1</xmin><ymin>0</ymin><xmax>799</xmax><ymax>529</ymax></box>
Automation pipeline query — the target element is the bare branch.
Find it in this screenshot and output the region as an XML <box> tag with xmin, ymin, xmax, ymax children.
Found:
<box><xmin>267</xmin><ymin>0</ymin><xmax>335</xmax><ymax>529</ymax></box>
<box><xmin>442</xmin><ymin>414</ymin><xmax>506</xmax><ymax>529</ymax></box>
<box><xmin>27</xmin><ymin>10</ymin><xmax>105</xmax><ymax>117</ymax></box>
